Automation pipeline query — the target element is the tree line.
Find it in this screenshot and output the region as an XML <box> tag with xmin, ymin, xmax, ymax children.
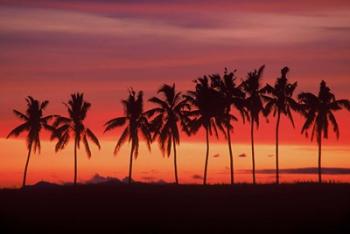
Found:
<box><xmin>7</xmin><ymin>65</ymin><xmax>350</xmax><ymax>187</ymax></box>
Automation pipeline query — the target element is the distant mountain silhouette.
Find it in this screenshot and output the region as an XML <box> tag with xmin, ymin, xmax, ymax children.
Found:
<box><xmin>28</xmin><ymin>181</ymin><xmax>60</xmax><ymax>189</ymax></box>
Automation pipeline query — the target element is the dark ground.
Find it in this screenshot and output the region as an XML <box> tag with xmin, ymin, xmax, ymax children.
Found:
<box><xmin>0</xmin><ymin>183</ymin><xmax>349</xmax><ymax>234</ymax></box>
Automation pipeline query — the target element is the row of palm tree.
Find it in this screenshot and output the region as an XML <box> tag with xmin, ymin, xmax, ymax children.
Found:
<box><xmin>7</xmin><ymin>66</ymin><xmax>350</xmax><ymax>187</ymax></box>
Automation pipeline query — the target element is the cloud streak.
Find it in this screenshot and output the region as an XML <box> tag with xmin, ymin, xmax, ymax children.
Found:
<box><xmin>1</xmin><ymin>6</ymin><xmax>349</xmax><ymax>45</ymax></box>
<box><xmin>241</xmin><ymin>168</ymin><xmax>350</xmax><ymax>175</ymax></box>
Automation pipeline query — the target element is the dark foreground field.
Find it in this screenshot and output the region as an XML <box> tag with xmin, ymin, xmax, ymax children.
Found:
<box><xmin>0</xmin><ymin>183</ymin><xmax>350</xmax><ymax>233</ymax></box>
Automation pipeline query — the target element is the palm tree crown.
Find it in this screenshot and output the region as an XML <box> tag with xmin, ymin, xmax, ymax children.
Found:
<box><xmin>299</xmin><ymin>80</ymin><xmax>350</xmax><ymax>140</ymax></box>
<box><xmin>104</xmin><ymin>89</ymin><xmax>152</xmax><ymax>183</ymax></box>
<box><xmin>184</xmin><ymin>76</ymin><xmax>226</xmax><ymax>136</ymax></box>
<box><xmin>7</xmin><ymin>96</ymin><xmax>53</xmax><ymax>187</ymax></box>
<box><xmin>263</xmin><ymin>67</ymin><xmax>298</xmax><ymax>124</ymax></box>
<box><xmin>242</xmin><ymin>65</ymin><xmax>266</xmax><ymax>127</ymax></box>
<box><xmin>52</xmin><ymin>93</ymin><xmax>100</xmax><ymax>185</ymax></box>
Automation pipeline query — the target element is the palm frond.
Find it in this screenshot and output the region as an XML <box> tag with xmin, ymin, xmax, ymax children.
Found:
<box><xmin>148</xmin><ymin>97</ymin><xmax>168</xmax><ymax>109</ymax></box>
<box><xmin>104</xmin><ymin>117</ymin><xmax>127</xmax><ymax>132</ymax></box>
<box><xmin>140</xmin><ymin>124</ymin><xmax>151</xmax><ymax>152</ymax></box>
<box><xmin>40</xmin><ymin>100</ymin><xmax>49</xmax><ymax>110</ymax></box>
<box><xmin>286</xmin><ymin>107</ymin><xmax>295</xmax><ymax>128</ymax></box>
<box><xmin>166</xmin><ymin>135</ymin><xmax>172</xmax><ymax>157</ymax></box>
<box><xmin>144</xmin><ymin>108</ymin><xmax>163</xmax><ymax>118</ymax></box>
<box><xmin>7</xmin><ymin>123</ymin><xmax>30</xmax><ymax>138</ymax></box>
<box><xmin>13</xmin><ymin>110</ymin><xmax>28</xmax><ymax>121</ymax></box>
<box><xmin>301</xmin><ymin>112</ymin><xmax>316</xmax><ymax>134</ymax></box>
<box><xmin>329</xmin><ymin>99</ymin><xmax>350</xmax><ymax>111</ymax></box>
<box><xmin>32</xmin><ymin>133</ymin><xmax>41</xmax><ymax>154</ymax></box>
<box><xmin>114</xmin><ymin>127</ymin><xmax>129</xmax><ymax>155</ymax></box>
<box><xmin>263</xmin><ymin>101</ymin><xmax>275</xmax><ymax>117</ymax></box>
<box><xmin>53</xmin><ymin>116</ymin><xmax>71</xmax><ymax>127</ymax></box>
<box><xmin>55</xmin><ymin>131</ymin><xmax>70</xmax><ymax>152</ymax></box>
<box><xmin>328</xmin><ymin>112</ymin><xmax>340</xmax><ymax>139</ymax></box>
<box><xmin>86</xmin><ymin>128</ymin><xmax>101</xmax><ymax>149</ymax></box>
<box><xmin>83</xmin><ymin>135</ymin><xmax>92</xmax><ymax>158</ymax></box>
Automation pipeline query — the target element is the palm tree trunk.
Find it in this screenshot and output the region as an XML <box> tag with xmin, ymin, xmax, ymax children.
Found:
<box><xmin>173</xmin><ymin>137</ymin><xmax>179</xmax><ymax>184</ymax></box>
<box><xmin>318</xmin><ymin>134</ymin><xmax>322</xmax><ymax>183</ymax></box>
<box><xmin>275</xmin><ymin>111</ymin><xmax>281</xmax><ymax>184</ymax></box>
<box><xmin>227</xmin><ymin>125</ymin><xmax>234</xmax><ymax>185</ymax></box>
<box><xmin>203</xmin><ymin>128</ymin><xmax>210</xmax><ymax>185</ymax></box>
<box><xmin>251</xmin><ymin>120</ymin><xmax>256</xmax><ymax>184</ymax></box>
<box><xmin>74</xmin><ymin>138</ymin><xmax>78</xmax><ymax>185</ymax></box>
<box><xmin>128</xmin><ymin>145</ymin><xmax>134</xmax><ymax>184</ymax></box>
<box><xmin>22</xmin><ymin>145</ymin><xmax>32</xmax><ymax>188</ymax></box>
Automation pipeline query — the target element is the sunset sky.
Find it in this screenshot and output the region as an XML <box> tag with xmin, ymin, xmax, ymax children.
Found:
<box><xmin>1</xmin><ymin>0</ymin><xmax>350</xmax><ymax>187</ymax></box>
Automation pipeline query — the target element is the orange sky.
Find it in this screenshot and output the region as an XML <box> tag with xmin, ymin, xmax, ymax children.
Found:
<box><xmin>0</xmin><ymin>0</ymin><xmax>350</xmax><ymax>187</ymax></box>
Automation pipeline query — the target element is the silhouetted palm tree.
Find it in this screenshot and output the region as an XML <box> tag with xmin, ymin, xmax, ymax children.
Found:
<box><xmin>184</xmin><ymin>76</ymin><xmax>226</xmax><ymax>185</ymax></box>
<box><xmin>104</xmin><ymin>89</ymin><xmax>152</xmax><ymax>184</ymax></box>
<box><xmin>210</xmin><ymin>68</ymin><xmax>246</xmax><ymax>184</ymax></box>
<box><xmin>52</xmin><ymin>93</ymin><xmax>100</xmax><ymax>185</ymax></box>
<box><xmin>298</xmin><ymin>81</ymin><xmax>350</xmax><ymax>183</ymax></box>
<box><xmin>262</xmin><ymin>67</ymin><xmax>299</xmax><ymax>184</ymax></box>
<box><xmin>147</xmin><ymin>84</ymin><xmax>189</xmax><ymax>184</ymax></box>
<box><xmin>241</xmin><ymin>65</ymin><xmax>265</xmax><ymax>184</ymax></box>
<box><xmin>7</xmin><ymin>97</ymin><xmax>53</xmax><ymax>187</ymax></box>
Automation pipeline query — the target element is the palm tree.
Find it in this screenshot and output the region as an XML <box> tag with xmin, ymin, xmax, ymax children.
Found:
<box><xmin>262</xmin><ymin>67</ymin><xmax>299</xmax><ymax>184</ymax></box>
<box><xmin>7</xmin><ymin>97</ymin><xmax>53</xmax><ymax>187</ymax></box>
<box><xmin>298</xmin><ymin>81</ymin><xmax>350</xmax><ymax>183</ymax></box>
<box><xmin>241</xmin><ymin>65</ymin><xmax>266</xmax><ymax>184</ymax></box>
<box><xmin>184</xmin><ymin>76</ymin><xmax>226</xmax><ymax>185</ymax></box>
<box><xmin>146</xmin><ymin>84</ymin><xmax>189</xmax><ymax>184</ymax></box>
<box><xmin>210</xmin><ymin>68</ymin><xmax>246</xmax><ymax>184</ymax></box>
<box><xmin>52</xmin><ymin>93</ymin><xmax>100</xmax><ymax>185</ymax></box>
<box><xmin>104</xmin><ymin>89</ymin><xmax>152</xmax><ymax>184</ymax></box>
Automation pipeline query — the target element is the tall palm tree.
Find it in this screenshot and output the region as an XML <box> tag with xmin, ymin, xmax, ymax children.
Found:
<box><xmin>104</xmin><ymin>89</ymin><xmax>152</xmax><ymax>184</ymax></box>
<box><xmin>262</xmin><ymin>67</ymin><xmax>299</xmax><ymax>184</ymax></box>
<box><xmin>298</xmin><ymin>81</ymin><xmax>350</xmax><ymax>183</ymax></box>
<box><xmin>146</xmin><ymin>84</ymin><xmax>189</xmax><ymax>184</ymax></box>
<box><xmin>7</xmin><ymin>97</ymin><xmax>53</xmax><ymax>187</ymax></box>
<box><xmin>210</xmin><ymin>68</ymin><xmax>246</xmax><ymax>185</ymax></box>
<box><xmin>241</xmin><ymin>65</ymin><xmax>266</xmax><ymax>184</ymax></box>
<box><xmin>52</xmin><ymin>93</ymin><xmax>100</xmax><ymax>185</ymax></box>
<box><xmin>184</xmin><ymin>76</ymin><xmax>226</xmax><ymax>185</ymax></box>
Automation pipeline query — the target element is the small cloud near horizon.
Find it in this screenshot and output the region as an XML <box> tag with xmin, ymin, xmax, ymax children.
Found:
<box><xmin>192</xmin><ymin>174</ymin><xmax>203</xmax><ymax>180</ymax></box>
<box><xmin>85</xmin><ymin>173</ymin><xmax>121</xmax><ymax>184</ymax></box>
